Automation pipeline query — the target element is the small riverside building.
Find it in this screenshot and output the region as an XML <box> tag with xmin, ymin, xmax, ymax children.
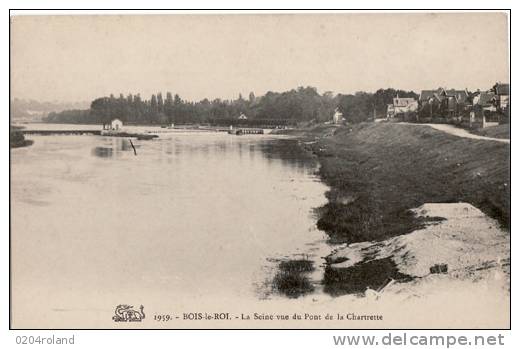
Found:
<box><xmin>332</xmin><ymin>108</ymin><xmax>344</xmax><ymax>124</ymax></box>
<box><xmin>386</xmin><ymin>104</ymin><xmax>395</xmax><ymax>118</ymax></box>
<box><xmin>103</xmin><ymin>118</ymin><xmax>123</xmax><ymax>131</ymax></box>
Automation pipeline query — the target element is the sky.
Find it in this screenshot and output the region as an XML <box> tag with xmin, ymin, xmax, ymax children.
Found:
<box><xmin>10</xmin><ymin>13</ymin><xmax>509</xmax><ymax>103</ymax></box>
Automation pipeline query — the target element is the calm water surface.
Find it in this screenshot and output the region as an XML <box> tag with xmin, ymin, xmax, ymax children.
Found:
<box><xmin>11</xmin><ymin>125</ymin><xmax>332</xmax><ymax>327</ymax></box>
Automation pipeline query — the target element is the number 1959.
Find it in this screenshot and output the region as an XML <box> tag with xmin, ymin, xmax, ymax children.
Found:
<box><xmin>154</xmin><ymin>314</ymin><xmax>173</xmax><ymax>321</ymax></box>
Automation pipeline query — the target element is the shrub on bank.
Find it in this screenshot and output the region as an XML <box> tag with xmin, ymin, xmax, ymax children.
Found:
<box><xmin>10</xmin><ymin>130</ymin><xmax>33</xmax><ymax>148</ymax></box>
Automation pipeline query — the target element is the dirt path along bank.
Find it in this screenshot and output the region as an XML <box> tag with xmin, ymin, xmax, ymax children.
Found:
<box><xmin>400</xmin><ymin>122</ymin><xmax>510</xmax><ymax>144</ymax></box>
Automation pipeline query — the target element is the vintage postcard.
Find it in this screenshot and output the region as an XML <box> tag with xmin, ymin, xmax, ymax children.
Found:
<box><xmin>9</xmin><ymin>12</ymin><xmax>510</xmax><ymax>329</ymax></box>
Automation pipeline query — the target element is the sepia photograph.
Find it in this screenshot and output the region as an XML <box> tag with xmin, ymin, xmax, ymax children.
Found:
<box><xmin>9</xmin><ymin>11</ymin><xmax>510</xmax><ymax>330</ymax></box>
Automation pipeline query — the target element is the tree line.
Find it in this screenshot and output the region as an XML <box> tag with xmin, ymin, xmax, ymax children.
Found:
<box><xmin>44</xmin><ymin>86</ymin><xmax>419</xmax><ymax>125</ymax></box>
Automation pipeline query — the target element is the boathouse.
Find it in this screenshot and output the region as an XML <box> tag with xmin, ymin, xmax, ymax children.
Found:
<box><xmin>103</xmin><ymin>118</ymin><xmax>123</xmax><ymax>131</ymax></box>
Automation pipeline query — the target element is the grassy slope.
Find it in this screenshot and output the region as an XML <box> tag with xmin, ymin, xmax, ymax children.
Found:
<box><xmin>471</xmin><ymin>124</ymin><xmax>510</xmax><ymax>139</ymax></box>
<box><xmin>308</xmin><ymin>123</ymin><xmax>510</xmax><ymax>244</ymax></box>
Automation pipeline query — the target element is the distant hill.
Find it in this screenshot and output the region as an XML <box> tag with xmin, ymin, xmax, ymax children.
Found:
<box><xmin>10</xmin><ymin>98</ymin><xmax>90</xmax><ymax>122</ymax></box>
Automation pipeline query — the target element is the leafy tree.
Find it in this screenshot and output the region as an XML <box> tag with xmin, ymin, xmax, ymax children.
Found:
<box><xmin>150</xmin><ymin>94</ymin><xmax>158</xmax><ymax>120</ymax></box>
<box><xmin>157</xmin><ymin>92</ymin><xmax>164</xmax><ymax>113</ymax></box>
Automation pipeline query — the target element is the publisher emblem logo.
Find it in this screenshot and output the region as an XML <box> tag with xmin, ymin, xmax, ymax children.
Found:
<box><xmin>112</xmin><ymin>304</ymin><xmax>145</xmax><ymax>322</ymax></box>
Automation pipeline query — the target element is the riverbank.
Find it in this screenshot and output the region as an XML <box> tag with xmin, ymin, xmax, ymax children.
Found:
<box><xmin>288</xmin><ymin>122</ymin><xmax>510</xmax><ymax>300</ymax></box>
<box><xmin>10</xmin><ymin>125</ymin><xmax>33</xmax><ymax>148</ymax></box>
<box><xmin>299</xmin><ymin>122</ymin><xmax>509</xmax><ymax>245</ymax></box>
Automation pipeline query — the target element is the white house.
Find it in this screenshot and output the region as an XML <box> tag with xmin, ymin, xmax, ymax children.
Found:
<box><xmin>387</xmin><ymin>95</ymin><xmax>418</xmax><ymax>118</ymax></box>
<box><xmin>332</xmin><ymin>108</ymin><xmax>344</xmax><ymax>124</ymax></box>
<box><xmin>386</xmin><ymin>104</ymin><xmax>395</xmax><ymax>118</ymax></box>
<box><xmin>238</xmin><ymin>113</ymin><xmax>248</xmax><ymax>120</ymax></box>
<box><xmin>103</xmin><ymin>118</ymin><xmax>123</xmax><ymax>131</ymax></box>
<box><xmin>111</xmin><ymin>119</ymin><xmax>123</xmax><ymax>130</ymax></box>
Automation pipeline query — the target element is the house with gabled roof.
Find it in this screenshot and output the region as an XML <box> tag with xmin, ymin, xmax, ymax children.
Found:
<box><xmin>443</xmin><ymin>89</ymin><xmax>470</xmax><ymax>103</ymax></box>
<box><xmin>419</xmin><ymin>88</ymin><xmax>470</xmax><ymax>118</ymax></box>
<box><xmin>472</xmin><ymin>90</ymin><xmax>496</xmax><ymax>111</ymax></box>
<box><xmin>387</xmin><ymin>95</ymin><xmax>418</xmax><ymax>118</ymax></box>
<box><xmin>332</xmin><ymin>108</ymin><xmax>344</xmax><ymax>124</ymax></box>
<box><xmin>419</xmin><ymin>89</ymin><xmax>442</xmax><ymax>104</ymax></box>
<box><xmin>441</xmin><ymin>89</ymin><xmax>470</xmax><ymax>116</ymax></box>
<box><xmin>492</xmin><ymin>83</ymin><xmax>509</xmax><ymax>95</ymax></box>
<box><xmin>467</xmin><ymin>84</ymin><xmax>511</xmax><ymax>127</ymax></box>
<box><xmin>490</xmin><ymin>82</ymin><xmax>510</xmax><ymax>111</ymax></box>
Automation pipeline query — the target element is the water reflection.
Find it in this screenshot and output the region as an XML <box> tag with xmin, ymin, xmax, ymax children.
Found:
<box><xmin>91</xmin><ymin>138</ymin><xmax>136</xmax><ymax>158</ymax></box>
<box><xmin>91</xmin><ymin>147</ymin><xmax>113</xmax><ymax>158</ymax></box>
<box><xmin>90</xmin><ymin>134</ymin><xmax>319</xmax><ymax>175</ymax></box>
<box><xmin>142</xmin><ymin>135</ymin><xmax>319</xmax><ymax>174</ymax></box>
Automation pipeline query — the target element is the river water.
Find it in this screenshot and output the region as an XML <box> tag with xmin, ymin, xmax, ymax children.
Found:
<box><xmin>11</xmin><ymin>124</ymin><xmax>334</xmax><ymax>328</ymax></box>
<box><xmin>11</xmin><ymin>124</ymin><xmax>511</xmax><ymax>329</ymax></box>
